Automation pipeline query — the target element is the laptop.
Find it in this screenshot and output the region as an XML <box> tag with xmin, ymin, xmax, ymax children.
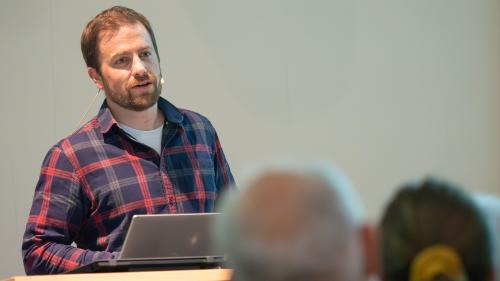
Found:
<box><xmin>65</xmin><ymin>213</ymin><xmax>225</xmax><ymax>273</ymax></box>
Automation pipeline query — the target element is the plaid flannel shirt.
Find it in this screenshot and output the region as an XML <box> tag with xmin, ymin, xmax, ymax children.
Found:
<box><xmin>22</xmin><ymin>97</ymin><xmax>235</xmax><ymax>275</ymax></box>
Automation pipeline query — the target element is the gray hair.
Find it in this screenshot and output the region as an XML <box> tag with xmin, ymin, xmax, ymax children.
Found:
<box><xmin>215</xmin><ymin>162</ymin><xmax>366</xmax><ymax>281</ymax></box>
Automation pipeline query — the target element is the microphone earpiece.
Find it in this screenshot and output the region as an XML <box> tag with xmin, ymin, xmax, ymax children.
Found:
<box><xmin>160</xmin><ymin>77</ymin><xmax>165</xmax><ymax>85</ymax></box>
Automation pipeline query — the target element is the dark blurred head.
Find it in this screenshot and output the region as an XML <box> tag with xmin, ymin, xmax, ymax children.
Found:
<box><xmin>474</xmin><ymin>193</ymin><xmax>500</xmax><ymax>281</ymax></box>
<box><xmin>379</xmin><ymin>178</ymin><xmax>494</xmax><ymax>281</ymax></box>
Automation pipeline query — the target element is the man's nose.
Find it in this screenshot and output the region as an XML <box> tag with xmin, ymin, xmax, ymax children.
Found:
<box><xmin>131</xmin><ymin>55</ymin><xmax>148</xmax><ymax>78</ymax></box>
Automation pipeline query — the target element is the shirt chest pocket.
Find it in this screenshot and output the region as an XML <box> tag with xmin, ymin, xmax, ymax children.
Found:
<box><xmin>164</xmin><ymin>149</ymin><xmax>216</xmax><ymax>195</ymax></box>
<box><xmin>194</xmin><ymin>150</ymin><xmax>216</xmax><ymax>190</ymax></box>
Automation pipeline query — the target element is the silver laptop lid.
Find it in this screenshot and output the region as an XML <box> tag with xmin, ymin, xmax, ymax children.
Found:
<box><xmin>119</xmin><ymin>213</ymin><xmax>222</xmax><ymax>260</ymax></box>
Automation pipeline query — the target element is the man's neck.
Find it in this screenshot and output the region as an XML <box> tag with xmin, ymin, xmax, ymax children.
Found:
<box><xmin>107</xmin><ymin>100</ymin><xmax>164</xmax><ymax>131</ymax></box>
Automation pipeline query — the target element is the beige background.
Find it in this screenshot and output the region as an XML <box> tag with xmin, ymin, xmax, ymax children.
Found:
<box><xmin>1</xmin><ymin>0</ymin><xmax>499</xmax><ymax>278</ymax></box>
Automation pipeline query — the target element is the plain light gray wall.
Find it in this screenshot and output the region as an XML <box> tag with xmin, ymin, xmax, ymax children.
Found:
<box><xmin>1</xmin><ymin>0</ymin><xmax>499</xmax><ymax>278</ymax></box>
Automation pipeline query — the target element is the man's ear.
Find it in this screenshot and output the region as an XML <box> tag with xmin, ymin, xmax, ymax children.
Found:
<box><xmin>87</xmin><ymin>67</ymin><xmax>104</xmax><ymax>89</ymax></box>
<box><xmin>360</xmin><ymin>223</ymin><xmax>381</xmax><ymax>280</ymax></box>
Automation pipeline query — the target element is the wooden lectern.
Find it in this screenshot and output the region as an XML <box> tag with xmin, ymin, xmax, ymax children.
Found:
<box><xmin>2</xmin><ymin>269</ymin><xmax>232</xmax><ymax>281</ymax></box>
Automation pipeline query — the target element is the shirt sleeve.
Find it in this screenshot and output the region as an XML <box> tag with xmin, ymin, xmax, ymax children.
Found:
<box><xmin>22</xmin><ymin>145</ymin><xmax>116</xmax><ymax>275</ymax></box>
<box><xmin>212</xmin><ymin>131</ymin><xmax>236</xmax><ymax>201</ymax></box>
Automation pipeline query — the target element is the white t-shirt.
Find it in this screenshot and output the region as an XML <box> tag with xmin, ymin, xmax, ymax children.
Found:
<box><xmin>118</xmin><ymin>123</ymin><xmax>164</xmax><ymax>155</ymax></box>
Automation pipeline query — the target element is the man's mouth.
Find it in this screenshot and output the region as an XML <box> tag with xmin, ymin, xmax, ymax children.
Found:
<box><xmin>133</xmin><ymin>81</ymin><xmax>153</xmax><ymax>88</ymax></box>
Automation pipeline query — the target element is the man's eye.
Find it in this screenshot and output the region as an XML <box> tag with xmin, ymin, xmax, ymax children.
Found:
<box><xmin>115</xmin><ymin>57</ymin><xmax>128</xmax><ymax>65</ymax></box>
<box><xmin>141</xmin><ymin>51</ymin><xmax>152</xmax><ymax>58</ymax></box>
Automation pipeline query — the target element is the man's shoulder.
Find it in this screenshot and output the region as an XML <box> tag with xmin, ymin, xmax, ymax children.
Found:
<box><xmin>51</xmin><ymin>117</ymin><xmax>102</xmax><ymax>152</ymax></box>
<box><xmin>178</xmin><ymin>108</ymin><xmax>215</xmax><ymax>130</ymax></box>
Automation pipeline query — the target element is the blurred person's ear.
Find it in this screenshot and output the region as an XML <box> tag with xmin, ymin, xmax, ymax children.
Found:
<box><xmin>488</xmin><ymin>269</ymin><xmax>495</xmax><ymax>281</ymax></box>
<box><xmin>360</xmin><ymin>223</ymin><xmax>381</xmax><ymax>280</ymax></box>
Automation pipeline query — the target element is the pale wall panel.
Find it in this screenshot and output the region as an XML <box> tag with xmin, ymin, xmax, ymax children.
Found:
<box><xmin>0</xmin><ymin>0</ymin><xmax>499</xmax><ymax>278</ymax></box>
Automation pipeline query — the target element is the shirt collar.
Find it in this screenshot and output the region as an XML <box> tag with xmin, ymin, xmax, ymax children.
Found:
<box><xmin>97</xmin><ymin>96</ymin><xmax>184</xmax><ymax>134</ymax></box>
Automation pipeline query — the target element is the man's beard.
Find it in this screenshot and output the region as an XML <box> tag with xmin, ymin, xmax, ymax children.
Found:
<box><xmin>103</xmin><ymin>80</ymin><xmax>162</xmax><ymax>112</ymax></box>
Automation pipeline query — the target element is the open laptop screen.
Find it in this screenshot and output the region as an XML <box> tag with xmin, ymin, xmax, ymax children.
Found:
<box><xmin>65</xmin><ymin>213</ymin><xmax>224</xmax><ymax>274</ymax></box>
<box><xmin>119</xmin><ymin>213</ymin><xmax>222</xmax><ymax>259</ymax></box>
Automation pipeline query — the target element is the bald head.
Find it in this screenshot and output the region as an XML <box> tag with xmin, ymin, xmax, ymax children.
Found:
<box><xmin>235</xmin><ymin>171</ymin><xmax>349</xmax><ymax>245</ymax></box>
<box><xmin>217</xmin><ymin>165</ymin><xmax>371</xmax><ymax>281</ymax></box>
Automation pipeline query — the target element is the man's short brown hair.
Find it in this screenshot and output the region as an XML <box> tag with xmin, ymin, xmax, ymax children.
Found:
<box><xmin>81</xmin><ymin>6</ymin><xmax>160</xmax><ymax>74</ymax></box>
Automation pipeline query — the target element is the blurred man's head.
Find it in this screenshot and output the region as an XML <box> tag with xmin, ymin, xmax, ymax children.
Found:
<box><xmin>217</xmin><ymin>163</ymin><xmax>376</xmax><ymax>281</ymax></box>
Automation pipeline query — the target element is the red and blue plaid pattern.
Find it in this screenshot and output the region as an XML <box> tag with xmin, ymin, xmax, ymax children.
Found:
<box><xmin>22</xmin><ymin>97</ymin><xmax>235</xmax><ymax>275</ymax></box>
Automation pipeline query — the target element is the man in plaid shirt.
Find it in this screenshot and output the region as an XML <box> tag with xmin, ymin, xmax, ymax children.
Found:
<box><xmin>22</xmin><ymin>6</ymin><xmax>235</xmax><ymax>275</ymax></box>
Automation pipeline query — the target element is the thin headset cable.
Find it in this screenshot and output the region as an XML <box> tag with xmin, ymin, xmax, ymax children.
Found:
<box><xmin>77</xmin><ymin>88</ymin><xmax>101</xmax><ymax>128</ymax></box>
